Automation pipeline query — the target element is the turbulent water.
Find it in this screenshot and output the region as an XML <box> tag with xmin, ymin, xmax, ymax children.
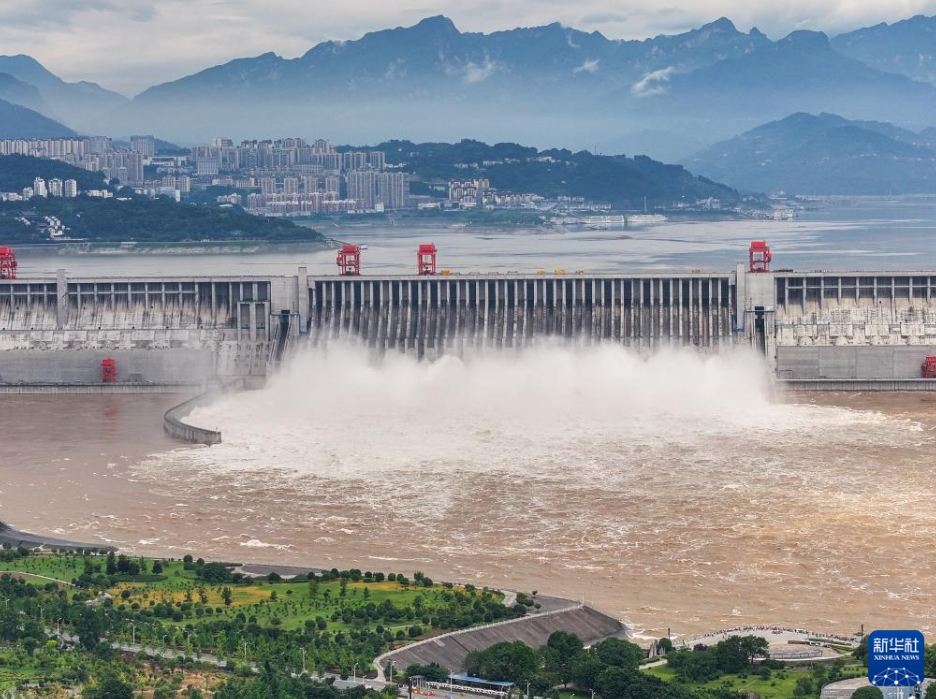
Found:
<box><xmin>5</xmin><ymin>344</ymin><xmax>931</xmax><ymax>638</ymax></box>
<box><xmin>6</xmin><ymin>201</ymin><xmax>936</xmax><ymax>637</ymax></box>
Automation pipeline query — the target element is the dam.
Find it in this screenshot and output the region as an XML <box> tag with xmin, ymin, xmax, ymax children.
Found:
<box><xmin>1</xmin><ymin>247</ymin><xmax>936</xmax><ymax>387</ymax></box>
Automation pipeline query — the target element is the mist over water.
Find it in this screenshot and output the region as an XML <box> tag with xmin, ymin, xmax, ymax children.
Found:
<box><xmin>125</xmin><ymin>343</ymin><xmax>936</xmax><ymax>636</ymax></box>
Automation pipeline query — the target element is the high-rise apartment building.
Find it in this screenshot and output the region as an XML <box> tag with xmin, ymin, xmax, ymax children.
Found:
<box><xmin>130</xmin><ymin>135</ymin><xmax>155</xmax><ymax>157</ymax></box>
<box><xmin>85</xmin><ymin>136</ymin><xmax>113</xmax><ymax>154</ymax></box>
<box><xmin>347</xmin><ymin>170</ymin><xmax>377</xmax><ymax>209</ymax></box>
<box><xmin>376</xmin><ymin>172</ymin><xmax>407</xmax><ymax>210</ymax></box>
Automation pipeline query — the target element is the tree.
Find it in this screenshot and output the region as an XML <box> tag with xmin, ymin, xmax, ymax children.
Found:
<box><xmin>658</xmin><ymin>637</ymin><xmax>674</xmax><ymax>654</ymax></box>
<box><xmin>84</xmin><ymin>670</ymin><xmax>134</xmax><ymax>699</ymax></box>
<box><xmin>463</xmin><ymin>641</ymin><xmax>539</xmax><ymax>684</ymax></box>
<box><xmin>405</xmin><ymin>663</ymin><xmax>450</xmax><ymax>682</ymax></box>
<box><xmin>595</xmin><ymin>667</ymin><xmax>638</xmax><ymax>699</ymax></box>
<box><xmin>714</xmin><ymin>636</ymin><xmax>748</xmax><ymax>674</ymax></box>
<box><xmin>739</xmin><ymin>635</ymin><xmax>769</xmax><ymax>664</ymax></box>
<box><xmin>543</xmin><ymin>631</ymin><xmax>584</xmax><ymax>684</ymax></box>
<box><xmin>851</xmin><ymin>687</ymin><xmax>884</xmax><ymax>699</ymax></box>
<box><xmin>925</xmin><ymin>682</ymin><xmax>936</xmax><ymax>699</ymax></box>
<box><xmin>593</xmin><ymin>638</ymin><xmax>644</xmax><ymax>673</ymax></box>
<box><xmin>74</xmin><ymin>607</ymin><xmax>104</xmax><ymax>651</ymax></box>
<box><xmin>152</xmin><ymin>561</ymin><xmax>163</xmax><ymax>574</ymax></box>
<box><xmin>793</xmin><ymin>676</ymin><xmax>813</xmax><ymax>697</ymax></box>
<box><xmin>567</xmin><ymin>652</ymin><xmax>606</xmax><ymax>690</ymax></box>
<box><xmin>855</xmin><ymin>636</ymin><xmax>869</xmax><ymax>664</ymax></box>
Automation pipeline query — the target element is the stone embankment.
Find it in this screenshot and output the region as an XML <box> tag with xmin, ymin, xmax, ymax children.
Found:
<box><xmin>0</xmin><ymin>520</ymin><xmax>116</xmax><ymax>552</ymax></box>
<box><xmin>374</xmin><ymin>601</ymin><xmax>625</xmax><ymax>680</ymax></box>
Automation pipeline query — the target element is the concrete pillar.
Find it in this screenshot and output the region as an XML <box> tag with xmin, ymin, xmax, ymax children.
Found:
<box><xmin>55</xmin><ymin>268</ymin><xmax>67</xmax><ymax>329</ymax></box>
<box><xmin>298</xmin><ymin>266</ymin><xmax>309</xmax><ymax>320</ymax></box>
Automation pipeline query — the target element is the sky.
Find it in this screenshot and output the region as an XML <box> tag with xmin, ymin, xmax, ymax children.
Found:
<box><xmin>2</xmin><ymin>0</ymin><xmax>936</xmax><ymax>96</ymax></box>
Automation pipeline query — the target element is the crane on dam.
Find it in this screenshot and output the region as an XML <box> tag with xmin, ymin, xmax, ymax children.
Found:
<box><xmin>0</xmin><ymin>246</ymin><xmax>16</xmax><ymax>279</ymax></box>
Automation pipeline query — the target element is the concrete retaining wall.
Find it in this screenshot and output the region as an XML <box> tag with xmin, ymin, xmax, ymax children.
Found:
<box><xmin>776</xmin><ymin>345</ymin><xmax>936</xmax><ymax>380</ymax></box>
<box><xmin>379</xmin><ymin>605</ymin><xmax>624</xmax><ymax>673</ymax></box>
<box><xmin>780</xmin><ymin>379</ymin><xmax>936</xmax><ymax>391</ymax></box>
<box><xmin>0</xmin><ymin>349</ymin><xmax>215</xmax><ymax>383</ymax></box>
<box><xmin>0</xmin><ymin>383</ymin><xmax>194</xmax><ymax>394</ymax></box>
<box><xmin>163</xmin><ymin>388</ymin><xmax>230</xmax><ymax>445</ymax></box>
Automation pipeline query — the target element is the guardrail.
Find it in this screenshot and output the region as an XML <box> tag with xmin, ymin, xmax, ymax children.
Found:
<box><xmin>0</xmin><ymin>382</ymin><xmax>197</xmax><ymax>394</ymax></box>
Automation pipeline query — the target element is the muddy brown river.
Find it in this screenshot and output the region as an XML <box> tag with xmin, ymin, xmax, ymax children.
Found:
<box><xmin>3</xmin><ymin>345</ymin><xmax>935</xmax><ymax>641</ymax></box>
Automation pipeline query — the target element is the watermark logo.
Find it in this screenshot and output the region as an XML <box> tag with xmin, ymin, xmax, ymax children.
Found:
<box><xmin>868</xmin><ymin>630</ymin><xmax>925</xmax><ymax>687</ymax></box>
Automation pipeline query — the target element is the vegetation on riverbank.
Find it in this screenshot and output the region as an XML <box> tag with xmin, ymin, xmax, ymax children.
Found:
<box><xmin>0</xmin><ymin>194</ymin><xmax>326</xmax><ymax>244</ymax></box>
<box><xmin>2</xmin><ymin>547</ymin><xmax>936</xmax><ymax>699</ymax></box>
<box><xmin>0</xmin><ymin>548</ymin><xmax>528</xmax><ymax>679</ymax></box>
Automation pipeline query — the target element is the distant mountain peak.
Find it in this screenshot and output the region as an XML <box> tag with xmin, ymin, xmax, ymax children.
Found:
<box><xmin>780</xmin><ymin>30</ymin><xmax>830</xmax><ymax>50</ymax></box>
<box><xmin>411</xmin><ymin>15</ymin><xmax>460</xmax><ymax>33</ymax></box>
<box><xmin>700</xmin><ymin>17</ymin><xmax>739</xmax><ymax>33</ymax></box>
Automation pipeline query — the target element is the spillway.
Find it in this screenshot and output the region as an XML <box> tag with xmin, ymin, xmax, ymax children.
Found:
<box><xmin>2</xmin><ymin>265</ymin><xmax>936</xmax><ymax>387</ymax></box>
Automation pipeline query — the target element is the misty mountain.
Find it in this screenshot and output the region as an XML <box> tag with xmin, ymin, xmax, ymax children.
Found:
<box><xmin>0</xmin><ymin>97</ymin><xmax>77</xmax><ymax>139</ymax></box>
<box><xmin>630</xmin><ymin>30</ymin><xmax>936</xmax><ymax>139</ymax></box>
<box><xmin>103</xmin><ymin>16</ymin><xmax>776</xmax><ymax>149</ymax></box>
<box><xmin>832</xmin><ymin>15</ymin><xmax>936</xmax><ymax>84</ymax></box>
<box><xmin>9</xmin><ymin>13</ymin><xmax>936</xmax><ymax>163</ymax></box>
<box><xmin>0</xmin><ymin>55</ymin><xmax>128</xmax><ymax>132</ymax></box>
<box><xmin>683</xmin><ymin>112</ymin><xmax>936</xmax><ymax>195</ymax></box>
<box><xmin>0</xmin><ymin>72</ymin><xmax>57</xmax><ymax>118</ymax></box>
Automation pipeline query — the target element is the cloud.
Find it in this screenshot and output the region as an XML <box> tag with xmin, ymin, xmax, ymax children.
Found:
<box><xmin>631</xmin><ymin>67</ymin><xmax>676</xmax><ymax>96</ymax></box>
<box><xmin>573</xmin><ymin>59</ymin><xmax>600</xmax><ymax>74</ymax></box>
<box><xmin>463</xmin><ymin>58</ymin><xmax>498</xmax><ymax>83</ymax></box>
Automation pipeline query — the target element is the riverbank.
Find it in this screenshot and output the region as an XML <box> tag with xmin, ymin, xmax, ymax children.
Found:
<box><xmin>13</xmin><ymin>239</ymin><xmax>330</xmax><ymax>255</ymax></box>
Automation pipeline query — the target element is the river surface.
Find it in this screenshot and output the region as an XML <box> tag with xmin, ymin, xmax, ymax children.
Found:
<box><xmin>3</xmin><ymin>198</ymin><xmax>936</xmax><ymax>640</ymax></box>
<box><xmin>12</xmin><ymin>197</ymin><xmax>936</xmax><ymax>277</ymax></box>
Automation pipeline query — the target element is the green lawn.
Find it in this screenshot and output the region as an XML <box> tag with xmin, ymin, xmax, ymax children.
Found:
<box><xmin>645</xmin><ymin>664</ymin><xmax>801</xmax><ymax>699</ymax></box>
<box><xmin>0</xmin><ymin>554</ymin><xmax>92</xmax><ymax>582</ymax></box>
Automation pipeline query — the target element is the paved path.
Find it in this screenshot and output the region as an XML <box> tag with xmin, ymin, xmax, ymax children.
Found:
<box><xmin>4</xmin><ymin>571</ymin><xmax>74</xmax><ymax>586</ymax></box>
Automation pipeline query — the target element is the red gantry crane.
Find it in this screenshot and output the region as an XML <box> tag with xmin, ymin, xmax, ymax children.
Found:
<box><xmin>336</xmin><ymin>244</ymin><xmax>361</xmax><ymax>276</ymax></box>
<box><xmin>0</xmin><ymin>246</ymin><xmax>17</xmax><ymax>279</ymax></box>
<box><xmin>417</xmin><ymin>243</ymin><xmax>438</xmax><ymax>275</ymax></box>
<box><xmin>749</xmin><ymin>240</ymin><xmax>772</xmax><ymax>273</ymax></box>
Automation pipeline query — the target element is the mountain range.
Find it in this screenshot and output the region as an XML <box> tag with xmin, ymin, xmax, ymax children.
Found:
<box><xmin>5</xmin><ymin>15</ymin><xmax>936</xmax><ymax>162</ymax></box>
<box><xmin>684</xmin><ymin>112</ymin><xmax>936</xmax><ymax>194</ymax></box>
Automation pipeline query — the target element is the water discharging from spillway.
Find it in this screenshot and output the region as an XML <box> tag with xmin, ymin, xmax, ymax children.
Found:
<box><xmin>132</xmin><ymin>343</ymin><xmax>936</xmax><ymax>637</ymax></box>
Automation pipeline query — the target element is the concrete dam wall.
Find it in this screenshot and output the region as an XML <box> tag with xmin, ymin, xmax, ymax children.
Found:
<box><xmin>2</xmin><ymin>267</ymin><xmax>936</xmax><ymax>387</ymax></box>
<box><xmin>307</xmin><ymin>274</ymin><xmax>738</xmax><ymax>355</ymax></box>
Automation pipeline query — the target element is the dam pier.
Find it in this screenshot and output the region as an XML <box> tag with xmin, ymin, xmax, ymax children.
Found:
<box><xmin>2</xmin><ymin>243</ymin><xmax>936</xmax><ymax>388</ymax></box>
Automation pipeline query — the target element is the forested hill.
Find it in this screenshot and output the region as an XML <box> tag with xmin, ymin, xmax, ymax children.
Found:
<box><xmin>0</xmin><ymin>196</ymin><xmax>326</xmax><ymax>244</ymax></box>
<box><xmin>0</xmin><ymin>153</ymin><xmax>106</xmax><ymax>192</ymax></box>
<box><xmin>0</xmin><ymin>97</ymin><xmax>76</xmax><ymax>139</ymax></box>
<box><xmin>365</xmin><ymin>140</ymin><xmax>740</xmax><ymax>207</ymax></box>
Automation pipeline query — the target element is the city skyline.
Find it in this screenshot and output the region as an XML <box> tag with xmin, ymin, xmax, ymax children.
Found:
<box><xmin>2</xmin><ymin>0</ymin><xmax>936</xmax><ymax>95</ymax></box>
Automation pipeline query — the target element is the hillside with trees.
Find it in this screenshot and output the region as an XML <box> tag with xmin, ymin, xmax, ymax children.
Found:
<box><xmin>0</xmin><ymin>153</ymin><xmax>106</xmax><ymax>192</ymax></box>
<box><xmin>0</xmin><ymin>195</ymin><xmax>326</xmax><ymax>243</ymax></box>
<box><xmin>369</xmin><ymin>139</ymin><xmax>740</xmax><ymax>208</ymax></box>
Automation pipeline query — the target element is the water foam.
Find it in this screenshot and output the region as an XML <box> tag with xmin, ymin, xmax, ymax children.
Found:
<box><xmin>128</xmin><ymin>342</ymin><xmax>936</xmax><ymax>634</ymax></box>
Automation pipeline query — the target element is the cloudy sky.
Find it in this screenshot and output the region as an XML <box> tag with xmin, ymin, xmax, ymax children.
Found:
<box><xmin>3</xmin><ymin>0</ymin><xmax>935</xmax><ymax>95</ymax></box>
